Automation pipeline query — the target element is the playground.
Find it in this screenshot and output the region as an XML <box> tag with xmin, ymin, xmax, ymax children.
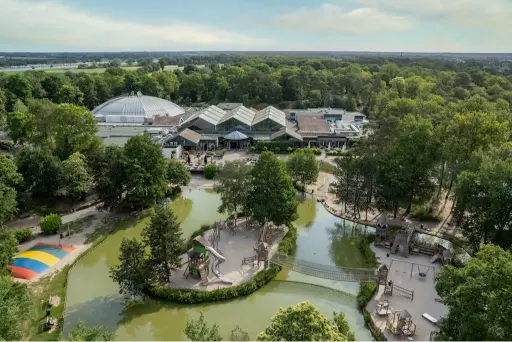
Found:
<box><xmin>168</xmin><ymin>218</ymin><xmax>287</xmax><ymax>290</ymax></box>
<box><xmin>367</xmin><ymin>238</ymin><xmax>448</xmax><ymax>341</ymax></box>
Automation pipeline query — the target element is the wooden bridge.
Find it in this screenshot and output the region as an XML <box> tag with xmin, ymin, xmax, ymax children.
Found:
<box><xmin>270</xmin><ymin>252</ymin><xmax>378</xmax><ymax>283</ymax></box>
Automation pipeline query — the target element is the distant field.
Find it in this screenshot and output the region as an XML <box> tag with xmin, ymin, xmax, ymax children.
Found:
<box><xmin>1</xmin><ymin>64</ymin><xmax>206</xmax><ymax>75</ymax></box>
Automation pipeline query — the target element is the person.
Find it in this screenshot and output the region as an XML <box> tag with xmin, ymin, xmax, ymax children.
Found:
<box><xmin>204</xmin><ymin>154</ymin><xmax>208</xmax><ymax>164</ymax></box>
<box><xmin>46</xmin><ymin>306</ymin><xmax>51</xmax><ymax>317</ymax></box>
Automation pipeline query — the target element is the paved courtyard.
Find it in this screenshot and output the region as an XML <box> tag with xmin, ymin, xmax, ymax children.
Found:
<box><xmin>367</xmin><ymin>244</ymin><xmax>447</xmax><ymax>341</ymax></box>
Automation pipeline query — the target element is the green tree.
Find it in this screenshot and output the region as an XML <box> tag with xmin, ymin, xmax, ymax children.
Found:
<box><xmin>16</xmin><ymin>148</ymin><xmax>61</xmax><ymax>197</ymax></box>
<box><xmin>257</xmin><ymin>301</ymin><xmax>350</xmax><ymax>341</ymax></box>
<box><xmin>110</xmin><ymin>238</ymin><xmax>151</xmax><ymax>298</ymax></box>
<box><xmin>183</xmin><ymin>313</ymin><xmax>222</xmax><ymax>341</ymax></box>
<box><xmin>286</xmin><ymin>149</ymin><xmax>319</xmax><ymax>191</ymax></box>
<box><xmin>333</xmin><ymin>312</ymin><xmax>356</xmax><ymax>341</ymax></box>
<box><xmin>27</xmin><ymin>98</ymin><xmax>57</xmax><ymax>149</ymax></box>
<box><xmin>229</xmin><ymin>325</ymin><xmax>251</xmax><ymax>341</ymax></box>
<box><xmin>142</xmin><ymin>205</ymin><xmax>184</xmax><ymax>283</ymax></box>
<box><xmin>214</xmin><ymin>161</ymin><xmax>252</xmax><ymax>225</ymax></box>
<box><xmin>67</xmin><ymin>320</ymin><xmax>115</xmax><ymax>341</ymax></box>
<box><xmin>435</xmin><ymin>245</ymin><xmax>512</xmax><ymax>341</ymax></box>
<box><xmin>453</xmin><ymin>144</ymin><xmax>512</xmax><ymax>250</ymax></box>
<box><xmin>0</xmin><ymin>185</ymin><xmax>18</xmax><ymax>227</ymax></box>
<box><xmin>123</xmin><ymin>134</ymin><xmax>167</xmax><ymax>208</ymax></box>
<box><xmin>0</xmin><ymin>231</ymin><xmax>18</xmax><ymax>272</ymax></box>
<box><xmin>4</xmin><ymin>73</ymin><xmax>32</xmax><ymax>112</ymax></box>
<box><xmin>56</xmin><ymin>84</ymin><xmax>84</xmax><ymax>105</ymax></box>
<box><xmin>6</xmin><ymin>111</ymin><xmax>36</xmax><ymax>145</ymax></box>
<box><xmin>0</xmin><ymin>275</ymin><xmax>34</xmax><ymax>340</ymax></box>
<box><xmin>60</xmin><ymin>152</ymin><xmax>92</xmax><ymax>201</ymax></box>
<box><xmin>91</xmin><ymin>145</ymin><xmax>127</xmax><ymax>211</ymax></box>
<box><xmin>53</xmin><ymin>104</ymin><xmax>99</xmax><ymax>160</ymax></box>
<box><xmin>375</xmin><ymin>115</ymin><xmax>437</xmax><ymax>217</ymax></box>
<box><xmin>0</xmin><ymin>154</ymin><xmax>23</xmax><ymax>225</ymax></box>
<box><xmin>443</xmin><ymin>111</ymin><xmax>509</xmax><ymax>195</ymax></box>
<box><xmin>166</xmin><ymin>159</ymin><xmax>191</xmax><ymax>187</ymax></box>
<box><xmin>248</xmin><ymin>151</ymin><xmax>298</xmax><ymax>226</ymax></box>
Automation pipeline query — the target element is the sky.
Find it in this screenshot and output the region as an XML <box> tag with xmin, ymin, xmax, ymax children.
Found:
<box><xmin>0</xmin><ymin>0</ymin><xmax>511</xmax><ymax>53</ymax></box>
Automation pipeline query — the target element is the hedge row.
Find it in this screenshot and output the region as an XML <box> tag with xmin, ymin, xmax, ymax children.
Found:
<box><xmin>146</xmin><ymin>224</ymin><xmax>297</xmax><ymax>304</ymax></box>
<box><xmin>357</xmin><ymin>233</ymin><xmax>387</xmax><ymax>341</ymax></box>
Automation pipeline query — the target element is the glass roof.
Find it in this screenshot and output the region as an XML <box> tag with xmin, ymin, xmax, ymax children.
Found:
<box><xmin>92</xmin><ymin>94</ymin><xmax>185</xmax><ymax>118</ymax></box>
<box><xmin>252</xmin><ymin>106</ymin><xmax>286</xmax><ymax>127</ymax></box>
<box><xmin>218</xmin><ymin>105</ymin><xmax>256</xmax><ymax>126</ymax></box>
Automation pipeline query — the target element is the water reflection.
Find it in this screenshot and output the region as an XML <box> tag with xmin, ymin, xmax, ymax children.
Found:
<box><xmin>64</xmin><ymin>190</ymin><xmax>372</xmax><ymax>341</ymax></box>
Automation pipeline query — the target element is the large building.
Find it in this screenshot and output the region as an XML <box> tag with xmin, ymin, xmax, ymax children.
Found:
<box><xmin>92</xmin><ymin>92</ymin><xmax>185</xmax><ymax>124</ymax></box>
<box><xmin>93</xmin><ymin>94</ymin><xmax>367</xmax><ymax>150</ymax></box>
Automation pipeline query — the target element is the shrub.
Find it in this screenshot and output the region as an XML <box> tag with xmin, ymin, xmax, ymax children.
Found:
<box><xmin>287</xmin><ymin>147</ymin><xmax>293</xmax><ymax>153</ymax></box>
<box><xmin>311</xmin><ymin>148</ymin><xmax>322</xmax><ymax>155</ymax></box>
<box><xmin>165</xmin><ymin>185</ymin><xmax>182</xmax><ymax>198</ymax></box>
<box><xmin>40</xmin><ymin>214</ymin><xmax>62</xmax><ymax>235</ymax></box>
<box><xmin>204</xmin><ymin>164</ymin><xmax>217</xmax><ymax>179</ymax></box>
<box><xmin>274</xmin><ymin>147</ymin><xmax>280</xmax><ymax>154</ymax></box>
<box><xmin>14</xmin><ymin>228</ymin><xmax>32</xmax><ymax>243</ymax></box>
<box><xmin>410</xmin><ymin>204</ymin><xmax>441</xmax><ymax>222</ymax></box>
<box><xmin>358</xmin><ymin>233</ymin><xmax>377</xmax><ymax>268</ymax></box>
<box><xmin>249</xmin><ymin>146</ymin><xmax>256</xmax><ymax>153</ymax></box>
<box><xmin>357</xmin><ymin>282</ymin><xmax>377</xmax><ymax>311</ymax></box>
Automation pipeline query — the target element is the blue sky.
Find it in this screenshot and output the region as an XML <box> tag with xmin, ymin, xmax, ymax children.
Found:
<box><xmin>0</xmin><ymin>0</ymin><xmax>511</xmax><ymax>52</ymax></box>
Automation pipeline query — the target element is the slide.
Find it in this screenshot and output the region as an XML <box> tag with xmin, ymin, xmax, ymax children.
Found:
<box><xmin>205</xmin><ymin>246</ymin><xmax>233</xmax><ymax>284</ymax></box>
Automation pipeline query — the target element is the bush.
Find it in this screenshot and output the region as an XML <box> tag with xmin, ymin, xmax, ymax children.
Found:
<box><xmin>311</xmin><ymin>148</ymin><xmax>322</xmax><ymax>155</ymax></box>
<box><xmin>358</xmin><ymin>234</ymin><xmax>377</xmax><ymax>268</ymax></box>
<box><xmin>14</xmin><ymin>228</ymin><xmax>32</xmax><ymax>243</ymax></box>
<box><xmin>204</xmin><ymin>164</ymin><xmax>217</xmax><ymax>179</ymax></box>
<box><xmin>357</xmin><ymin>282</ymin><xmax>377</xmax><ymax>311</ymax></box>
<box><xmin>274</xmin><ymin>147</ymin><xmax>280</xmax><ymax>154</ymax></box>
<box><xmin>287</xmin><ymin>147</ymin><xmax>293</xmax><ymax>153</ymax></box>
<box><xmin>410</xmin><ymin>204</ymin><xmax>441</xmax><ymax>222</ymax></box>
<box><xmin>147</xmin><ymin>225</ymin><xmax>298</xmax><ymax>303</ymax></box>
<box><xmin>165</xmin><ymin>185</ymin><xmax>182</xmax><ymax>198</ymax></box>
<box><xmin>249</xmin><ymin>146</ymin><xmax>256</xmax><ymax>153</ymax></box>
<box><xmin>40</xmin><ymin>214</ymin><xmax>62</xmax><ymax>235</ymax></box>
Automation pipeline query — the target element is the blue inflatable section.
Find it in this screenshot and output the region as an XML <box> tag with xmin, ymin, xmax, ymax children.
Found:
<box><xmin>11</xmin><ymin>257</ymin><xmax>50</xmax><ymax>274</ymax></box>
<box><xmin>29</xmin><ymin>244</ymin><xmax>70</xmax><ymax>259</ymax></box>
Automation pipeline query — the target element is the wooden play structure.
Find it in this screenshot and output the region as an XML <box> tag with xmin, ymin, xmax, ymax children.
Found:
<box><xmin>387</xmin><ymin>309</ymin><xmax>416</xmax><ymax>337</ymax></box>
<box><xmin>378</xmin><ymin>263</ymin><xmax>415</xmax><ymax>301</ymax></box>
<box><xmin>183</xmin><ymin>236</ymin><xmax>211</xmax><ymax>285</ymax></box>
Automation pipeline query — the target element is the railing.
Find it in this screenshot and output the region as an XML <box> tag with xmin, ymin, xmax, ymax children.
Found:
<box><xmin>270</xmin><ymin>252</ymin><xmax>377</xmax><ymax>282</ymax></box>
<box><xmin>392</xmin><ymin>284</ymin><xmax>414</xmax><ymax>301</ymax></box>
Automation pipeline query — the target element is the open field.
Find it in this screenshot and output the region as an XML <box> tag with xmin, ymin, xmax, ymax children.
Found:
<box><xmin>1</xmin><ymin>64</ymin><xmax>206</xmax><ymax>74</ymax></box>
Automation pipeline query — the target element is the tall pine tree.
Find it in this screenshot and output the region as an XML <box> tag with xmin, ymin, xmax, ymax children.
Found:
<box><xmin>142</xmin><ymin>205</ymin><xmax>184</xmax><ymax>283</ymax></box>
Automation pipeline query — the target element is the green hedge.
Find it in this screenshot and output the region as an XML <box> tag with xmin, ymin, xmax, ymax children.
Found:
<box><xmin>204</xmin><ymin>164</ymin><xmax>217</xmax><ymax>179</ymax></box>
<box><xmin>358</xmin><ymin>233</ymin><xmax>377</xmax><ymax>268</ymax></box>
<box><xmin>357</xmin><ymin>233</ymin><xmax>387</xmax><ymax>341</ymax></box>
<box><xmin>146</xmin><ymin>224</ymin><xmax>297</xmax><ymax>304</ymax></box>
<box><xmin>14</xmin><ymin>228</ymin><xmax>33</xmax><ymax>243</ymax></box>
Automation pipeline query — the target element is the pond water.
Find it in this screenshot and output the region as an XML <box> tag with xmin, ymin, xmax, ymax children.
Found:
<box><xmin>64</xmin><ymin>189</ymin><xmax>373</xmax><ymax>340</ymax></box>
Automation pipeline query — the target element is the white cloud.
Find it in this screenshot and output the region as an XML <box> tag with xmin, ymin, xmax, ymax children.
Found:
<box><xmin>272</xmin><ymin>3</ymin><xmax>413</xmax><ymax>35</ymax></box>
<box><xmin>0</xmin><ymin>0</ymin><xmax>271</xmax><ymax>51</ymax></box>
<box><xmin>356</xmin><ymin>0</ymin><xmax>512</xmax><ymax>36</ymax></box>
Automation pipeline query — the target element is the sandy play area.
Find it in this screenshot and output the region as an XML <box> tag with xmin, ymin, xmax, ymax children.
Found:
<box><xmin>169</xmin><ymin>222</ymin><xmax>287</xmax><ymax>291</ymax></box>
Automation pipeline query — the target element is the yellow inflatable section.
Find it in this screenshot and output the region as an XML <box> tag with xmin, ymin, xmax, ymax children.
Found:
<box><xmin>15</xmin><ymin>250</ymin><xmax>60</xmax><ymax>266</ymax></box>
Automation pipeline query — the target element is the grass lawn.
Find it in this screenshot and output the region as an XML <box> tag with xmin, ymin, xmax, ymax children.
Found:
<box><xmin>319</xmin><ymin>160</ymin><xmax>337</xmax><ymax>174</ymax></box>
<box><xmin>27</xmin><ymin>266</ymin><xmax>69</xmax><ymax>341</ymax></box>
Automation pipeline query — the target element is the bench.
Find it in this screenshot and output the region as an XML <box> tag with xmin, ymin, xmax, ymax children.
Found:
<box><xmin>422</xmin><ymin>313</ymin><xmax>438</xmax><ymax>324</ymax></box>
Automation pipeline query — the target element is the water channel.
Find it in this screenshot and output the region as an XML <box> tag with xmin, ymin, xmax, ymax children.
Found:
<box><xmin>64</xmin><ymin>189</ymin><xmax>373</xmax><ymax>340</ymax></box>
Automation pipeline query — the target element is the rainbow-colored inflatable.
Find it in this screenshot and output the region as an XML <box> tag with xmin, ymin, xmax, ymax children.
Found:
<box><xmin>8</xmin><ymin>243</ymin><xmax>75</xmax><ymax>280</ymax></box>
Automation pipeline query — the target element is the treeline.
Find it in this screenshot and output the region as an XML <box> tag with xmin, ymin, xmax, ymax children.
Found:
<box><xmin>1</xmin><ymin>55</ymin><xmax>511</xmax><ymax>115</ymax></box>
<box><xmin>334</xmin><ymin>110</ymin><xmax>511</xmax><ymax>252</ymax></box>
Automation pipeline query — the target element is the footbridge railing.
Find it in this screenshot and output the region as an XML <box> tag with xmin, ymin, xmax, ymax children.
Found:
<box><xmin>270</xmin><ymin>252</ymin><xmax>378</xmax><ymax>283</ymax></box>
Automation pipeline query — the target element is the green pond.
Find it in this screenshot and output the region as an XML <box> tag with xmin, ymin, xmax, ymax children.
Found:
<box><xmin>64</xmin><ymin>189</ymin><xmax>373</xmax><ymax>340</ymax></box>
